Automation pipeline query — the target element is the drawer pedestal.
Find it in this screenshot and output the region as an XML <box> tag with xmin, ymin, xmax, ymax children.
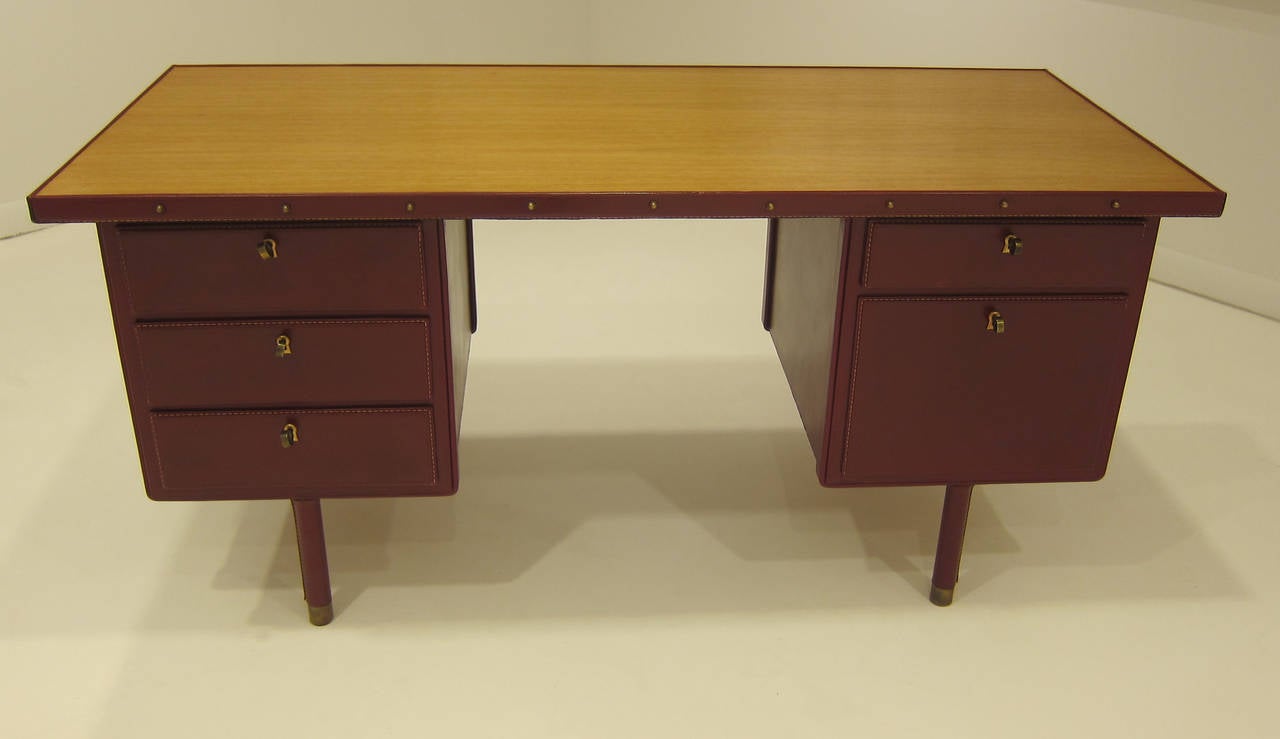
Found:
<box><xmin>767</xmin><ymin>216</ymin><xmax>1159</xmax><ymax>605</ymax></box>
<box><xmin>96</xmin><ymin>219</ymin><xmax>475</xmax><ymax>624</ymax></box>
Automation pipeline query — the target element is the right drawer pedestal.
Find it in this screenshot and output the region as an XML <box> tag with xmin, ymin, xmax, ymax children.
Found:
<box><xmin>830</xmin><ymin>217</ymin><xmax>1159</xmax><ymax>486</ymax></box>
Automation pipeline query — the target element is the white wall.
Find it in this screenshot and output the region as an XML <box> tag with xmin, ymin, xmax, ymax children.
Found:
<box><xmin>4</xmin><ymin>0</ymin><xmax>1277</xmax><ymax>317</ymax></box>
<box><xmin>0</xmin><ymin>0</ymin><xmax>589</xmax><ymax>212</ymax></box>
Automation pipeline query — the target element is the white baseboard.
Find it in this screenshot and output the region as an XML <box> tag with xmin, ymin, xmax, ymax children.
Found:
<box><xmin>1151</xmin><ymin>248</ymin><xmax>1280</xmax><ymax>322</ymax></box>
<box><xmin>0</xmin><ymin>198</ymin><xmax>47</xmax><ymax>240</ymax></box>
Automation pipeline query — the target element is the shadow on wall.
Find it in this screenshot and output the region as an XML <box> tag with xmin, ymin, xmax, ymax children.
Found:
<box><xmin>1093</xmin><ymin>0</ymin><xmax>1280</xmax><ymax>19</ymax></box>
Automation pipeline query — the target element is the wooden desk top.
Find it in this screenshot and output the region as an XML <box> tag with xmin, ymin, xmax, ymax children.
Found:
<box><xmin>29</xmin><ymin>65</ymin><xmax>1224</xmax><ymax>221</ymax></box>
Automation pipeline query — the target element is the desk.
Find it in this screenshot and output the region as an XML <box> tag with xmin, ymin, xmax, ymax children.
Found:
<box><xmin>29</xmin><ymin>65</ymin><xmax>1225</xmax><ymax>625</ymax></box>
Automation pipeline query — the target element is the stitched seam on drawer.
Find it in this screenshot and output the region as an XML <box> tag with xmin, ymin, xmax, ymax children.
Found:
<box><xmin>150</xmin><ymin>408</ymin><xmax>437</xmax><ymax>489</ymax></box>
<box><xmin>119</xmin><ymin>234</ymin><xmax>140</xmax><ymax>316</ymax></box>
<box><xmin>427</xmin><ymin>411</ymin><xmax>437</xmax><ymax>484</ymax></box>
<box><xmin>863</xmin><ymin>222</ymin><xmax>875</xmax><ymax>287</ymax></box>
<box><xmin>414</xmin><ymin>221</ymin><xmax>427</xmax><ymax>311</ymax></box>
<box><xmin>841</xmin><ymin>295</ymin><xmax>1127</xmax><ymax>477</ymax></box>
<box><xmin>135</xmin><ymin>318</ymin><xmax>433</xmax><ymax>404</ymax></box>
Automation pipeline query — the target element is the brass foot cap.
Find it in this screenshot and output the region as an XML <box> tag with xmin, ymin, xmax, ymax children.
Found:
<box><xmin>929</xmin><ymin>585</ymin><xmax>955</xmax><ymax>607</ymax></box>
<box><xmin>308</xmin><ymin>603</ymin><xmax>334</xmax><ymax>626</ymax></box>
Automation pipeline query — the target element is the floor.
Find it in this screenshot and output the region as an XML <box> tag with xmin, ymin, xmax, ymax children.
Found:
<box><xmin>1</xmin><ymin>220</ymin><xmax>1277</xmax><ymax>738</ymax></box>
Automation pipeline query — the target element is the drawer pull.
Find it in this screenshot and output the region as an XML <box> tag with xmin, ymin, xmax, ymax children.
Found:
<box><xmin>256</xmin><ymin>237</ymin><xmax>278</xmax><ymax>260</ymax></box>
<box><xmin>1002</xmin><ymin>234</ymin><xmax>1023</xmax><ymax>255</ymax></box>
<box><xmin>986</xmin><ymin>310</ymin><xmax>1006</xmax><ymax>334</ymax></box>
<box><xmin>280</xmin><ymin>423</ymin><xmax>300</xmax><ymax>448</ymax></box>
<box><xmin>274</xmin><ymin>334</ymin><xmax>293</xmax><ymax>358</ymax></box>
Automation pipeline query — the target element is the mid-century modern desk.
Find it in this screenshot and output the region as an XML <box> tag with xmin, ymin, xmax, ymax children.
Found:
<box><xmin>28</xmin><ymin>65</ymin><xmax>1225</xmax><ymax>625</ymax></box>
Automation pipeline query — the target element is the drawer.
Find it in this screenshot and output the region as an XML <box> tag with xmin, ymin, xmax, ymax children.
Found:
<box><xmin>136</xmin><ymin>319</ymin><xmax>433</xmax><ymax>408</ymax></box>
<box><xmin>841</xmin><ymin>295</ymin><xmax>1133</xmax><ymax>484</ymax></box>
<box><xmin>148</xmin><ymin>408</ymin><xmax>438</xmax><ymax>498</ymax></box>
<box><xmin>117</xmin><ymin>223</ymin><xmax>428</xmax><ymax>318</ymax></box>
<box><xmin>861</xmin><ymin>220</ymin><xmax>1150</xmax><ymax>291</ymax></box>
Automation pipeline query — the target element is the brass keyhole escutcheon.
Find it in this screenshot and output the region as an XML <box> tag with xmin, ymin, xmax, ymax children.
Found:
<box><xmin>1002</xmin><ymin>233</ymin><xmax>1023</xmax><ymax>255</ymax></box>
<box><xmin>275</xmin><ymin>334</ymin><xmax>293</xmax><ymax>358</ymax></box>
<box><xmin>986</xmin><ymin>310</ymin><xmax>1006</xmax><ymax>334</ymax></box>
<box><xmin>257</xmin><ymin>237</ymin><xmax>278</xmax><ymax>260</ymax></box>
<box><xmin>280</xmin><ymin>423</ymin><xmax>300</xmax><ymax>448</ymax></box>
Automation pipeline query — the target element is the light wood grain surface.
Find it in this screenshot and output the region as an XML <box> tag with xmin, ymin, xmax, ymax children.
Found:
<box><xmin>35</xmin><ymin>65</ymin><xmax>1215</xmax><ymax>198</ymax></box>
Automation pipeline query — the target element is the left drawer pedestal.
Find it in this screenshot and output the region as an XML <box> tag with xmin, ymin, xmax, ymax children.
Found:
<box><xmin>96</xmin><ymin>220</ymin><xmax>468</xmax><ymax>624</ymax></box>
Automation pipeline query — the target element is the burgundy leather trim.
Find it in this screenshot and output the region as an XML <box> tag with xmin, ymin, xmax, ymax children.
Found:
<box><xmin>28</xmin><ymin>189</ymin><xmax>1225</xmax><ymax>223</ymax></box>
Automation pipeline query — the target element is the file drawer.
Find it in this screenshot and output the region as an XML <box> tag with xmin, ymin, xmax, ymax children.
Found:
<box><xmin>840</xmin><ymin>295</ymin><xmax>1133</xmax><ymax>484</ymax></box>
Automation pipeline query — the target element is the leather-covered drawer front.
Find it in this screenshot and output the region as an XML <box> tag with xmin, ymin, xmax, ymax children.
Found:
<box><xmin>148</xmin><ymin>408</ymin><xmax>438</xmax><ymax>498</ymax></box>
<box><xmin>136</xmin><ymin>319</ymin><xmax>433</xmax><ymax>408</ymax></box>
<box><xmin>841</xmin><ymin>295</ymin><xmax>1132</xmax><ymax>484</ymax></box>
<box><xmin>117</xmin><ymin>223</ymin><xmax>428</xmax><ymax>318</ymax></box>
<box><xmin>862</xmin><ymin>220</ymin><xmax>1149</xmax><ymax>291</ymax></box>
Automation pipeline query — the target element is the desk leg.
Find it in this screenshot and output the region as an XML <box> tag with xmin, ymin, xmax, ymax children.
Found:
<box><xmin>929</xmin><ymin>484</ymin><xmax>974</xmax><ymax>607</ymax></box>
<box><xmin>291</xmin><ymin>499</ymin><xmax>334</xmax><ymax>626</ymax></box>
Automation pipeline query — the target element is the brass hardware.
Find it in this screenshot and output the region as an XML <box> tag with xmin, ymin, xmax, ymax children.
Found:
<box><xmin>281</xmin><ymin>204</ymin><xmax>291</xmax><ymax>214</ymax></box>
<box><xmin>986</xmin><ymin>310</ymin><xmax>1006</xmax><ymax>334</ymax></box>
<box><xmin>257</xmin><ymin>237</ymin><xmax>278</xmax><ymax>260</ymax></box>
<box><xmin>929</xmin><ymin>585</ymin><xmax>954</xmax><ymax>607</ymax></box>
<box><xmin>649</xmin><ymin>200</ymin><xmax>658</xmax><ymax>210</ymax></box>
<box><xmin>406</xmin><ymin>202</ymin><xmax>415</xmax><ymax>212</ymax></box>
<box><xmin>308</xmin><ymin>603</ymin><xmax>334</xmax><ymax>626</ymax></box>
<box><xmin>1002</xmin><ymin>233</ymin><xmax>1023</xmax><ymax>255</ymax></box>
<box><xmin>1000</xmin><ymin>199</ymin><xmax>1009</xmax><ymax>209</ymax></box>
<box><xmin>280</xmin><ymin>423</ymin><xmax>300</xmax><ymax>448</ymax></box>
<box><xmin>1111</xmin><ymin>199</ymin><xmax>1121</xmax><ymax>209</ymax></box>
<box><xmin>886</xmin><ymin>200</ymin><xmax>895</xmax><ymax>209</ymax></box>
<box><xmin>527</xmin><ymin>201</ymin><xmax>536</xmax><ymax>211</ymax></box>
<box><xmin>154</xmin><ymin>203</ymin><xmax>166</xmax><ymax>214</ymax></box>
<box><xmin>766</xmin><ymin>201</ymin><xmax>775</xmax><ymax>212</ymax></box>
<box><xmin>275</xmin><ymin>333</ymin><xmax>293</xmax><ymax>358</ymax></box>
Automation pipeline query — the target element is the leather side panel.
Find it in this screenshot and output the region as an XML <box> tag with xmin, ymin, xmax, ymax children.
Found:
<box><xmin>768</xmin><ymin>219</ymin><xmax>847</xmax><ymax>465</ymax></box>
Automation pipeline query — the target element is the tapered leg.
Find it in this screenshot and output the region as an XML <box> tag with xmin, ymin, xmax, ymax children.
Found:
<box><xmin>291</xmin><ymin>499</ymin><xmax>334</xmax><ymax>626</ymax></box>
<box><xmin>930</xmin><ymin>484</ymin><xmax>974</xmax><ymax>607</ymax></box>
